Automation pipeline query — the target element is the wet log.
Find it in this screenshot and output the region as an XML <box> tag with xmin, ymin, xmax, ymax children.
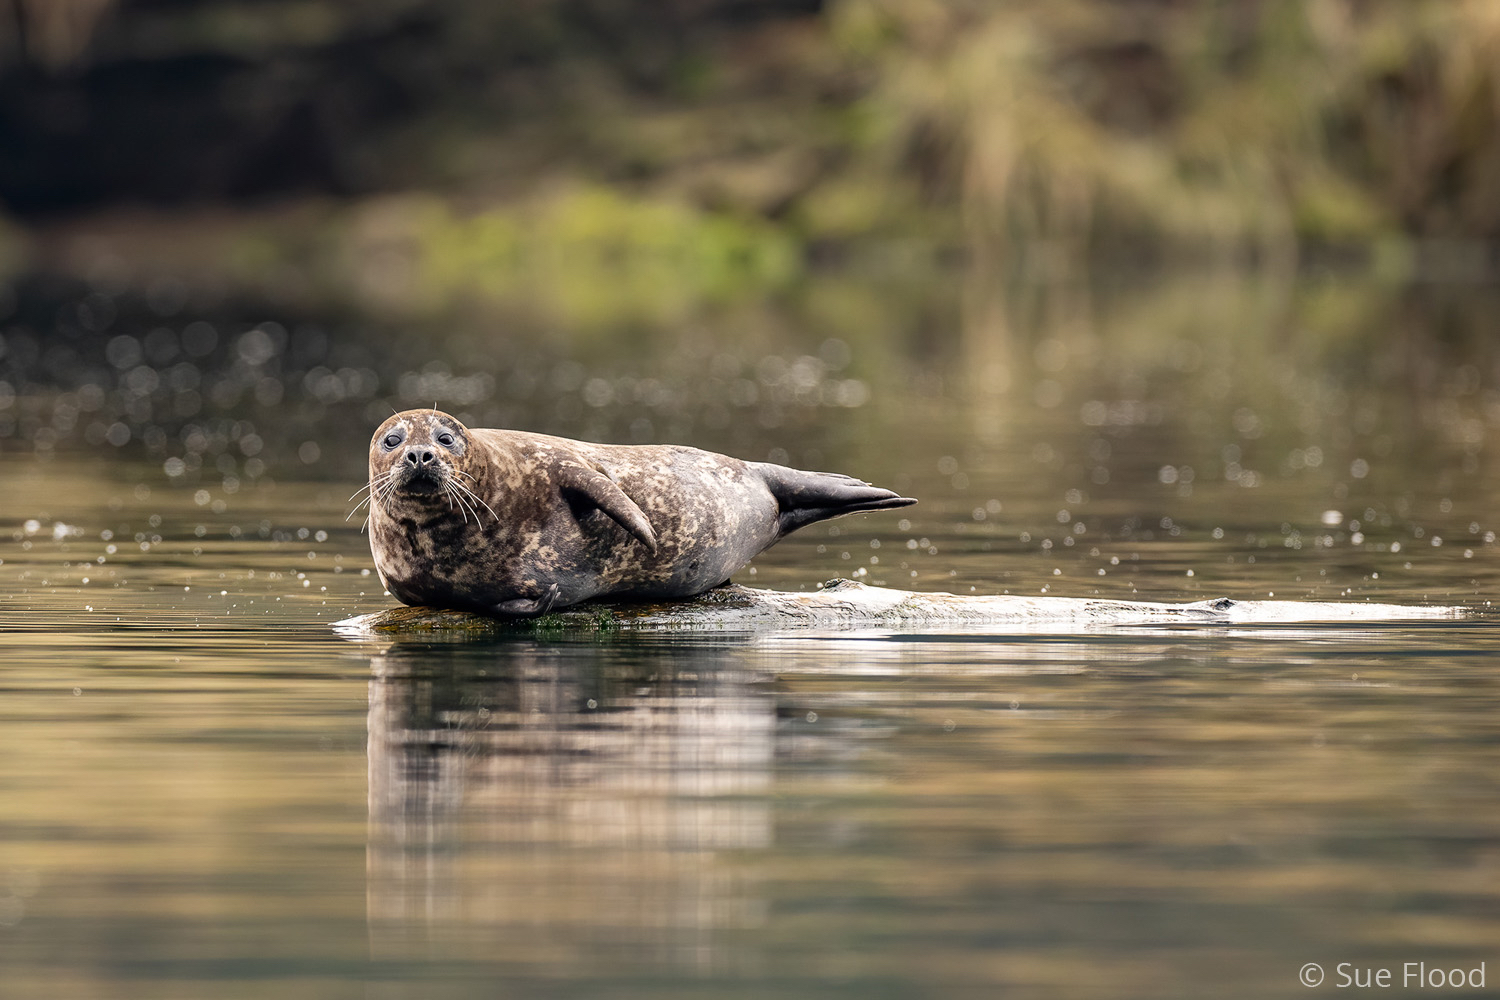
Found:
<box><xmin>332</xmin><ymin>579</ymin><xmax>1463</xmax><ymax>637</ymax></box>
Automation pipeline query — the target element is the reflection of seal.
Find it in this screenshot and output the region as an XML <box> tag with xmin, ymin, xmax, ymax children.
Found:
<box><xmin>362</xmin><ymin>408</ymin><xmax>917</xmax><ymax>616</ymax></box>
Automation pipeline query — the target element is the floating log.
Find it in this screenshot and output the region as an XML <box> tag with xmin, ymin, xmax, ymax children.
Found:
<box><xmin>332</xmin><ymin>579</ymin><xmax>1464</xmax><ymax>637</ymax></box>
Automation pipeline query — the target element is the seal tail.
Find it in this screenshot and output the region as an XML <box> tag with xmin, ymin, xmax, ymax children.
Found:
<box><xmin>756</xmin><ymin>464</ymin><xmax>918</xmax><ymax>537</ymax></box>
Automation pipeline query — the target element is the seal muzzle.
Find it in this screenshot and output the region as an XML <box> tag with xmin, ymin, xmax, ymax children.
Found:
<box><xmin>393</xmin><ymin>443</ymin><xmax>449</xmax><ymax>492</ymax></box>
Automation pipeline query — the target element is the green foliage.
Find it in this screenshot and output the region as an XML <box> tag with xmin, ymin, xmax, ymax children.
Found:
<box><xmin>8</xmin><ymin>0</ymin><xmax>1500</xmax><ymax>290</ymax></box>
<box><xmin>823</xmin><ymin>0</ymin><xmax>1500</xmax><ymax>262</ymax></box>
<box><xmin>334</xmin><ymin>186</ymin><xmax>800</xmax><ymax>328</ymax></box>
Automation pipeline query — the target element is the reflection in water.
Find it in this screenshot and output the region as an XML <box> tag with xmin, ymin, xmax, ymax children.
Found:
<box><xmin>353</xmin><ymin>625</ymin><xmax>1500</xmax><ymax>997</ymax></box>
<box><xmin>2</xmin><ymin>265</ymin><xmax>1499</xmax><ymax>997</ymax></box>
<box><xmin>366</xmin><ymin>640</ymin><xmax>774</xmax><ymax>973</ymax></box>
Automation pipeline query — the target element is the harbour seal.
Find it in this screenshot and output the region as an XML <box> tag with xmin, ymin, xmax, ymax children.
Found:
<box><xmin>360</xmin><ymin>408</ymin><xmax>917</xmax><ymax>616</ymax></box>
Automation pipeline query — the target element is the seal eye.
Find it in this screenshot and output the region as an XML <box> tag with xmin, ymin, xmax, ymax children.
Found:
<box><xmin>437</xmin><ymin>432</ymin><xmax>455</xmax><ymax>448</ymax></box>
<box><xmin>382</xmin><ymin>433</ymin><xmax>402</xmax><ymax>449</ymax></box>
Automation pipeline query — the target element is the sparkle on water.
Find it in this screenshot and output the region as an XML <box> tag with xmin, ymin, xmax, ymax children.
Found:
<box><xmin>2</xmin><ymin>274</ymin><xmax>1500</xmax><ymax>999</ymax></box>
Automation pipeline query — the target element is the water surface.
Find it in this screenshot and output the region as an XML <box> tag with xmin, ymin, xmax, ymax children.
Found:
<box><xmin>2</xmin><ymin>275</ymin><xmax>1499</xmax><ymax>998</ymax></box>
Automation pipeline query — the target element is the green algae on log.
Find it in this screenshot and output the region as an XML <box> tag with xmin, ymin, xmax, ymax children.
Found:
<box><xmin>332</xmin><ymin>579</ymin><xmax>1465</xmax><ymax>637</ymax></box>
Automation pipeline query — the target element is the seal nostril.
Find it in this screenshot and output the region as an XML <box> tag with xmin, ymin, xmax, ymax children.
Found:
<box><xmin>421</xmin><ymin>450</ymin><xmax>435</xmax><ymax>464</ymax></box>
<box><xmin>404</xmin><ymin>451</ymin><xmax>418</xmax><ymax>467</ymax></box>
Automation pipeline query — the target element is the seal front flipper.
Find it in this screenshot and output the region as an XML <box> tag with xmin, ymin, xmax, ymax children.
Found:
<box><xmin>491</xmin><ymin>583</ymin><xmax>561</xmax><ymax>618</ymax></box>
<box><xmin>557</xmin><ymin>464</ymin><xmax>659</xmax><ymax>553</ymax></box>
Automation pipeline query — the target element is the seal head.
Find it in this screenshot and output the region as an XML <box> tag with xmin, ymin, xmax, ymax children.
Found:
<box><xmin>365</xmin><ymin>409</ymin><xmax>546</xmax><ymax>612</ymax></box>
<box><xmin>368</xmin><ymin>410</ymin><xmax>478</xmax><ymax>508</ymax></box>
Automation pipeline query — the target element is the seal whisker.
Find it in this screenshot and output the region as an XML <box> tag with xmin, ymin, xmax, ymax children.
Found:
<box><xmin>452</xmin><ymin>469</ymin><xmax>491</xmax><ymax>496</ymax></box>
<box><xmin>348</xmin><ymin>474</ymin><xmax>393</xmax><ymax>502</ymax></box>
<box><xmin>455</xmin><ymin>486</ymin><xmax>479</xmax><ymax>522</ymax></box>
<box><xmin>443</xmin><ymin>481</ymin><xmax>474</xmax><ymax>524</ymax></box>
<box><xmin>450</xmin><ymin>478</ymin><xmax>499</xmax><ymax>525</ymax></box>
<box><xmin>356</xmin><ymin>469</ymin><xmax>404</xmax><ymax>534</ymax></box>
<box><xmin>454</xmin><ymin>484</ymin><xmax>495</xmax><ymax>526</ymax></box>
<box><xmin>451</xmin><ymin>481</ymin><xmax>488</xmax><ymax>526</ymax></box>
<box><xmin>441</xmin><ymin>479</ymin><xmax>465</xmax><ymax>521</ymax></box>
<box><xmin>346</xmin><ymin>472</ymin><xmax>396</xmax><ymax>522</ymax></box>
<box><xmin>348</xmin><ymin>471</ymin><xmax>397</xmax><ymax>518</ymax></box>
<box><xmin>450</xmin><ymin>472</ymin><xmax>493</xmax><ymax>505</ymax></box>
<box><xmin>358</xmin><ymin>474</ymin><xmax>398</xmax><ymax>508</ymax></box>
<box><xmin>371</xmin><ymin>479</ymin><xmax>399</xmax><ymax>511</ymax></box>
<box><xmin>359</xmin><ymin>480</ymin><xmax>399</xmax><ymax>533</ymax></box>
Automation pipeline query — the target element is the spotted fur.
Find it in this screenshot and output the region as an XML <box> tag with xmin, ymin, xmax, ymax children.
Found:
<box><xmin>365</xmin><ymin>409</ymin><xmax>916</xmax><ymax>617</ymax></box>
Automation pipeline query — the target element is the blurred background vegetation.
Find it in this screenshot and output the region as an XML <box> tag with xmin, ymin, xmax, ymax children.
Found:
<box><xmin>3</xmin><ymin>0</ymin><xmax>1500</xmax><ymax>326</ymax></box>
<box><xmin>2</xmin><ymin>0</ymin><xmax>1500</xmax><ymax>494</ymax></box>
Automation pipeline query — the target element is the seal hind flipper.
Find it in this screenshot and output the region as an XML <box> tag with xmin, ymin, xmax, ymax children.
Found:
<box><xmin>558</xmin><ymin>464</ymin><xmax>659</xmax><ymax>553</ymax></box>
<box><xmin>492</xmin><ymin>582</ymin><xmax>561</xmax><ymax>618</ymax></box>
<box><xmin>755</xmin><ymin>464</ymin><xmax>918</xmax><ymax>537</ymax></box>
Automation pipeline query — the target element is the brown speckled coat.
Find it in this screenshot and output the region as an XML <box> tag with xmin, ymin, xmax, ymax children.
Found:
<box><xmin>366</xmin><ymin>409</ymin><xmax>915</xmax><ymax>616</ymax></box>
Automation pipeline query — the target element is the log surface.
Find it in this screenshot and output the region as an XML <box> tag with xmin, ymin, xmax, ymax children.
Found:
<box><xmin>332</xmin><ymin>579</ymin><xmax>1465</xmax><ymax>637</ymax></box>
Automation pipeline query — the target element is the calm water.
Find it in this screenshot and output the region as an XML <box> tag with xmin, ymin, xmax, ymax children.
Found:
<box><xmin>2</xmin><ymin>274</ymin><xmax>1500</xmax><ymax>998</ymax></box>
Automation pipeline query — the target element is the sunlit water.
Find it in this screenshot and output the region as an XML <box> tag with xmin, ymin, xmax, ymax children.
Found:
<box><xmin>3</xmin><ymin>275</ymin><xmax>1500</xmax><ymax>998</ymax></box>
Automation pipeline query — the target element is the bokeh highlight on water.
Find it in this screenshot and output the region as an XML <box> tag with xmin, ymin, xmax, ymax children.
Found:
<box><xmin>2</xmin><ymin>273</ymin><xmax>1500</xmax><ymax>998</ymax></box>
